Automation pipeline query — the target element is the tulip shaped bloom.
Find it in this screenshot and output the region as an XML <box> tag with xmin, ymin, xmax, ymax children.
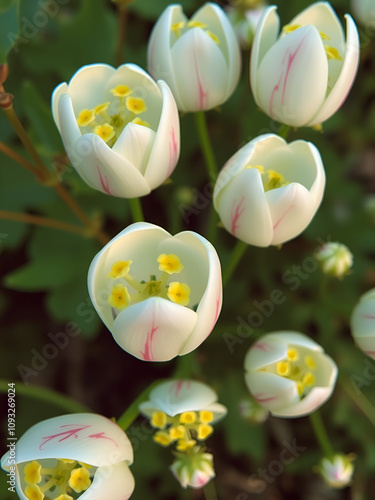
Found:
<box><xmin>351</xmin><ymin>0</ymin><xmax>375</xmax><ymax>26</ymax></box>
<box><xmin>52</xmin><ymin>64</ymin><xmax>180</xmax><ymax>198</ymax></box>
<box><xmin>250</xmin><ymin>2</ymin><xmax>359</xmax><ymax>127</ymax></box>
<box><xmin>1</xmin><ymin>413</ymin><xmax>134</xmax><ymax>500</ymax></box>
<box><xmin>244</xmin><ymin>332</ymin><xmax>338</xmax><ymax>417</ymax></box>
<box><xmin>213</xmin><ymin>134</ymin><xmax>325</xmax><ymax>247</ymax></box>
<box><xmin>139</xmin><ymin>379</ymin><xmax>227</xmax><ymax>450</ymax></box>
<box><xmin>148</xmin><ymin>2</ymin><xmax>241</xmax><ymax>112</ymax></box>
<box><xmin>350</xmin><ymin>288</ymin><xmax>375</xmax><ymax>360</ymax></box>
<box><xmin>88</xmin><ymin>223</ymin><xmax>222</xmax><ymax>361</ymax></box>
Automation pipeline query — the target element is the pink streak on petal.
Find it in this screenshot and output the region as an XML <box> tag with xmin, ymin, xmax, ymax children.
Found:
<box><xmin>88</xmin><ymin>432</ymin><xmax>119</xmax><ymax>447</ymax></box>
<box><xmin>230</xmin><ymin>197</ymin><xmax>245</xmax><ymax>235</ymax></box>
<box><xmin>253</xmin><ymin>393</ymin><xmax>278</xmax><ymax>403</ymax></box>
<box><xmin>169</xmin><ymin>380</ymin><xmax>191</xmax><ymax>397</ymax></box>
<box><xmin>193</xmin><ymin>51</ymin><xmax>209</xmax><ymax>110</ymax></box>
<box><xmin>281</xmin><ymin>36</ymin><xmax>307</xmax><ymax>105</ymax></box>
<box><xmin>253</xmin><ymin>341</ymin><xmax>272</xmax><ymax>352</ymax></box>
<box><xmin>365</xmin><ymin>351</ymin><xmax>375</xmax><ymax>356</ymax></box>
<box><xmin>167</xmin><ymin>126</ymin><xmax>178</xmax><ymax>177</ymax></box>
<box><xmin>140</xmin><ymin>314</ymin><xmax>159</xmax><ymax>361</ymax></box>
<box><xmin>269</xmin><ymin>72</ymin><xmax>284</xmax><ymax>118</ymax></box>
<box><xmin>39</xmin><ymin>425</ymin><xmax>91</xmax><ymax>450</ymax></box>
<box><xmin>97</xmin><ymin>166</ymin><xmax>112</xmax><ymax>195</ymax></box>
<box><xmin>363</xmin><ymin>314</ymin><xmax>375</xmax><ymax>319</ymax></box>
<box><xmin>273</xmin><ymin>205</ymin><xmax>294</xmax><ymax>231</ymax></box>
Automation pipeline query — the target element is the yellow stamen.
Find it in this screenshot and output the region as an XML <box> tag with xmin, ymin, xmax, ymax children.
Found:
<box><xmin>24</xmin><ymin>461</ymin><xmax>42</xmax><ymax>485</ymax></box>
<box><xmin>68</xmin><ymin>467</ymin><xmax>91</xmax><ymax>493</ymax></box>
<box><xmin>199</xmin><ymin>410</ymin><xmax>214</xmax><ymax>423</ymax></box>
<box><xmin>246</xmin><ymin>164</ymin><xmax>264</xmax><ymax>174</ymax></box>
<box><xmin>312</xmin><ymin>123</ymin><xmax>323</xmax><ymax>132</ymax></box>
<box><xmin>126</xmin><ymin>97</ymin><xmax>147</xmax><ymax>114</ymax></box>
<box><xmin>107</xmin><ymin>260</ymin><xmax>132</xmax><ymax>279</ymax></box>
<box><xmin>197</xmin><ymin>424</ymin><xmax>213</xmax><ymax>440</ymax></box>
<box><xmin>188</xmin><ymin>20</ymin><xmax>207</xmax><ymax>29</ymax></box>
<box><xmin>54</xmin><ymin>496</ymin><xmax>73</xmax><ymax>500</ymax></box>
<box><xmin>180</xmin><ymin>411</ymin><xmax>197</xmax><ymax>424</ymax></box>
<box><xmin>108</xmin><ymin>284</ymin><xmax>131</xmax><ymax>310</ymax></box>
<box><xmin>111</xmin><ymin>85</ymin><xmax>132</xmax><ymax>97</ymax></box>
<box><xmin>320</xmin><ymin>31</ymin><xmax>331</xmax><ymax>40</ymax></box>
<box><xmin>151</xmin><ymin>411</ymin><xmax>167</xmax><ymax>429</ymax></box>
<box><xmin>287</xmin><ymin>348</ymin><xmax>299</xmax><ymax>362</ymax></box>
<box><xmin>24</xmin><ymin>485</ymin><xmax>44</xmax><ymax>500</ymax></box>
<box><xmin>303</xmin><ymin>372</ymin><xmax>315</xmax><ymax>387</ymax></box>
<box><xmin>176</xmin><ymin>438</ymin><xmax>196</xmax><ymax>451</ymax></box>
<box><xmin>154</xmin><ymin>431</ymin><xmax>172</xmax><ymax>446</ymax></box>
<box><xmin>206</xmin><ymin>30</ymin><xmax>220</xmax><ymax>44</ymax></box>
<box><xmin>93</xmin><ymin>123</ymin><xmax>115</xmax><ymax>143</ymax></box>
<box><xmin>277</xmin><ymin>361</ymin><xmax>291</xmax><ymax>376</ymax></box>
<box><xmin>171</xmin><ymin>21</ymin><xmax>185</xmax><ymax>36</ymax></box>
<box><xmin>325</xmin><ymin>45</ymin><xmax>342</xmax><ymax>61</ymax></box>
<box><xmin>297</xmin><ymin>381</ymin><xmax>304</xmax><ymax>396</ymax></box>
<box><xmin>94</xmin><ymin>102</ymin><xmax>110</xmax><ymax>114</ymax></box>
<box><xmin>77</xmin><ymin>109</ymin><xmax>95</xmax><ymax>127</ymax></box>
<box><xmin>267</xmin><ymin>170</ymin><xmax>287</xmax><ymax>190</ymax></box>
<box><xmin>132</xmin><ymin>117</ymin><xmax>150</xmax><ymax>128</ymax></box>
<box><xmin>169</xmin><ymin>425</ymin><xmax>185</xmax><ymax>440</ymax></box>
<box><xmin>157</xmin><ymin>254</ymin><xmax>184</xmax><ymax>274</ymax></box>
<box><xmin>167</xmin><ymin>282</ymin><xmax>191</xmax><ymax>306</ymax></box>
<box><xmin>60</xmin><ymin>459</ymin><xmax>75</xmax><ymax>464</ymax></box>
<box><xmin>282</xmin><ymin>24</ymin><xmax>301</xmax><ymax>34</ymax></box>
<box><xmin>305</xmin><ymin>356</ymin><xmax>316</xmax><ymax>370</ymax></box>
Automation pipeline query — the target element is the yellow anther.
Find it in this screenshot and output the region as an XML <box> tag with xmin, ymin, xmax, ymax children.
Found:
<box><xmin>267</xmin><ymin>170</ymin><xmax>287</xmax><ymax>190</ymax></box>
<box><xmin>180</xmin><ymin>411</ymin><xmax>197</xmax><ymax>424</ymax></box>
<box><xmin>176</xmin><ymin>438</ymin><xmax>196</xmax><ymax>451</ymax></box>
<box><xmin>277</xmin><ymin>361</ymin><xmax>291</xmax><ymax>377</ymax></box>
<box><xmin>320</xmin><ymin>31</ymin><xmax>331</xmax><ymax>40</ymax></box>
<box><xmin>111</xmin><ymin>85</ymin><xmax>132</xmax><ymax>97</ymax></box>
<box><xmin>246</xmin><ymin>164</ymin><xmax>264</xmax><ymax>174</ymax></box>
<box><xmin>325</xmin><ymin>45</ymin><xmax>342</xmax><ymax>61</ymax></box>
<box><xmin>197</xmin><ymin>424</ymin><xmax>213</xmax><ymax>440</ymax></box>
<box><xmin>126</xmin><ymin>97</ymin><xmax>147</xmax><ymax>114</ymax></box>
<box><xmin>107</xmin><ymin>260</ymin><xmax>133</xmax><ymax>279</ymax></box>
<box><xmin>282</xmin><ymin>24</ymin><xmax>301</xmax><ymax>34</ymax></box>
<box><xmin>168</xmin><ymin>282</ymin><xmax>191</xmax><ymax>306</ymax></box>
<box><xmin>157</xmin><ymin>254</ymin><xmax>184</xmax><ymax>274</ymax></box>
<box><xmin>305</xmin><ymin>356</ymin><xmax>316</xmax><ymax>370</ymax></box>
<box><xmin>188</xmin><ymin>20</ymin><xmax>207</xmax><ymax>29</ymax></box>
<box><xmin>154</xmin><ymin>431</ymin><xmax>172</xmax><ymax>446</ymax></box>
<box><xmin>54</xmin><ymin>496</ymin><xmax>73</xmax><ymax>500</ymax></box>
<box><xmin>287</xmin><ymin>349</ymin><xmax>299</xmax><ymax>362</ymax></box>
<box><xmin>199</xmin><ymin>410</ymin><xmax>214</xmax><ymax>423</ymax></box>
<box><xmin>303</xmin><ymin>372</ymin><xmax>315</xmax><ymax>386</ymax></box>
<box><xmin>151</xmin><ymin>411</ymin><xmax>167</xmax><ymax>429</ymax></box>
<box><xmin>108</xmin><ymin>284</ymin><xmax>131</xmax><ymax>310</ymax></box>
<box><xmin>24</xmin><ymin>485</ymin><xmax>44</xmax><ymax>500</ymax></box>
<box><xmin>296</xmin><ymin>381</ymin><xmax>304</xmax><ymax>396</ymax></box>
<box><xmin>60</xmin><ymin>459</ymin><xmax>75</xmax><ymax>464</ymax></box>
<box><xmin>169</xmin><ymin>425</ymin><xmax>185</xmax><ymax>440</ymax></box>
<box><xmin>93</xmin><ymin>123</ymin><xmax>115</xmax><ymax>143</ymax></box>
<box><xmin>24</xmin><ymin>461</ymin><xmax>42</xmax><ymax>485</ymax></box>
<box><xmin>94</xmin><ymin>102</ymin><xmax>110</xmax><ymax>115</ymax></box>
<box><xmin>206</xmin><ymin>30</ymin><xmax>220</xmax><ymax>44</ymax></box>
<box><xmin>132</xmin><ymin>117</ymin><xmax>150</xmax><ymax>128</ymax></box>
<box><xmin>312</xmin><ymin>123</ymin><xmax>323</xmax><ymax>132</ymax></box>
<box><xmin>68</xmin><ymin>467</ymin><xmax>91</xmax><ymax>493</ymax></box>
<box><xmin>77</xmin><ymin>109</ymin><xmax>95</xmax><ymax>127</ymax></box>
<box><xmin>171</xmin><ymin>21</ymin><xmax>185</xmax><ymax>34</ymax></box>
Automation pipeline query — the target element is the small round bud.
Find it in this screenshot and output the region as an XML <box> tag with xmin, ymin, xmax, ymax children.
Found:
<box><xmin>318</xmin><ymin>453</ymin><xmax>354</xmax><ymax>489</ymax></box>
<box><xmin>315</xmin><ymin>242</ymin><xmax>353</xmax><ymax>279</ymax></box>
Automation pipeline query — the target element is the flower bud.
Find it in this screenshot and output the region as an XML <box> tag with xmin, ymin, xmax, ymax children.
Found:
<box><xmin>170</xmin><ymin>451</ymin><xmax>215</xmax><ymax>489</ymax></box>
<box><xmin>318</xmin><ymin>453</ymin><xmax>354</xmax><ymax>489</ymax></box>
<box><xmin>351</xmin><ymin>288</ymin><xmax>375</xmax><ymax>360</ymax></box>
<box><xmin>315</xmin><ymin>242</ymin><xmax>353</xmax><ymax>279</ymax></box>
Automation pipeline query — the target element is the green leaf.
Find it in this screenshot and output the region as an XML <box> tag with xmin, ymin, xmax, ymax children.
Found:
<box><xmin>0</xmin><ymin>1</ymin><xmax>19</xmax><ymax>62</ymax></box>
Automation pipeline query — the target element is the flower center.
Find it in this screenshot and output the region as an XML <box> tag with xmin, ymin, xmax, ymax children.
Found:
<box><xmin>170</xmin><ymin>19</ymin><xmax>220</xmax><ymax>44</ymax></box>
<box><xmin>75</xmin><ymin>84</ymin><xmax>150</xmax><ymax>147</ymax></box>
<box><xmin>246</xmin><ymin>164</ymin><xmax>290</xmax><ymax>191</ymax></box>
<box><xmin>22</xmin><ymin>459</ymin><xmax>93</xmax><ymax>500</ymax></box>
<box><xmin>107</xmin><ymin>254</ymin><xmax>192</xmax><ymax>315</ymax></box>
<box><xmin>282</xmin><ymin>24</ymin><xmax>342</xmax><ymax>61</ymax></box>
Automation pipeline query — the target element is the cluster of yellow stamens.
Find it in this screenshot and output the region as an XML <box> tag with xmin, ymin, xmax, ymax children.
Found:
<box><xmin>76</xmin><ymin>83</ymin><xmax>149</xmax><ymax>147</ymax></box>
<box><xmin>282</xmin><ymin>24</ymin><xmax>342</xmax><ymax>61</ymax></box>
<box><xmin>171</xmin><ymin>19</ymin><xmax>220</xmax><ymax>44</ymax></box>
<box><xmin>151</xmin><ymin>410</ymin><xmax>214</xmax><ymax>452</ymax></box>
<box><xmin>107</xmin><ymin>254</ymin><xmax>192</xmax><ymax>313</ymax></box>
<box><xmin>22</xmin><ymin>459</ymin><xmax>92</xmax><ymax>500</ymax></box>
<box><xmin>267</xmin><ymin>347</ymin><xmax>317</xmax><ymax>398</ymax></box>
<box><xmin>246</xmin><ymin>164</ymin><xmax>290</xmax><ymax>191</ymax></box>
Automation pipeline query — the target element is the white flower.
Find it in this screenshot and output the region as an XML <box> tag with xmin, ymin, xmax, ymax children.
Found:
<box><xmin>1</xmin><ymin>413</ymin><xmax>134</xmax><ymax>500</ymax></box>
<box><xmin>52</xmin><ymin>63</ymin><xmax>180</xmax><ymax>198</ymax></box>
<box><xmin>351</xmin><ymin>0</ymin><xmax>375</xmax><ymax>27</ymax></box>
<box><xmin>170</xmin><ymin>452</ymin><xmax>215</xmax><ymax>489</ymax></box>
<box><xmin>315</xmin><ymin>242</ymin><xmax>353</xmax><ymax>279</ymax></box>
<box><xmin>351</xmin><ymin>288</ymin><xmax>375</xmax><ymax>360</ymax></box>
<box><xmin>227</xmin><ymin>4</ymin><xmax>268</xmax><ymax>49</ymax></box>
<box><xmin>213</xmin><ymin>134</ymin><xmax>325</xmax><ymax>247</ymax></box>
<box><xmin>319</xmin><ymin>454</ymin><xmax>354</xmax><ymax>489</ymax></box>
<box><xmin>250</xmin><ymin>2</ymin><xmax>359</xmax><ymax>127</ymax></box>
<box><xmin>244</xmin><ymin>332</ymin><xmax>338</xmax><ymax>417</ymax></box>
<box><xmin>148</xmin><ymin>2</ymin><xmax>241</xmax><ymax>112</ymax></box>
<box><xmin>88</xmin><ymin>223</ymin><xmax>222</xmax><ymax>362</ymax></box>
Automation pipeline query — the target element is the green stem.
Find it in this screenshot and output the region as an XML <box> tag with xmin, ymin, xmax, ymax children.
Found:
<box><xmin>203</xmin><ymin>479</ymin><xmax>218</xmax><ymax>500</ymax></box>
<box><xmin>0</xmin><ymin>380</ymin><xmax>90</xmax><ymax>413</ymax></box>
<box><xmin>277</xmin><ymin>124</ymin><xmax>291</xmax><ymax>140</ymax></box>
<box><xmin>222</xmin><ymin>240</ymin><xmax>248</xmax><ymax>287</ymax></box>
<box><xmin>339</xmin><ymin>374</ymin><xmax>375</xmax><ymax>427</ymax></box>
<box><xmin>172</xmin><ymin>353</ymin><xmax>196</xmax><ymax>379</ymax></box>
<box><xmin>116</xmin><ymin>380</ymin><xmax>164</xmax><ymax>431</ymax></box>
<box><xmin>309</xmin><ymin>411</ymin><xmax>335</xmax><ymax>459</ymax></box>
<box><xmin>129</xmin><ymin>197</ymin><xmax>144</xmax><ymax>223</ymax></box>
<box><xmin>194</xmin><ymin>111</ymin><xmax>218</xmax><ymax>181</ymax></box>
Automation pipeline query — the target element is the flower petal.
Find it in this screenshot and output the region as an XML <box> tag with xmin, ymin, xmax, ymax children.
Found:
<box><xmin>245</xmin><ymin>371</ymin><xmax>299</xmax><ymax>412</ymax></box>
<box><xmin>80</xmin><ymin>462</ymin><xmax>134</xmax><ymax>500</ymax></box>
<box><xmin>144</xmin><ymin>80</ymin><xmax>180</xmax><ymax>188</ymax></box>
<box><xmin>112</xmin><ymin>297</ymin><xmax>197</xmax><ymax>362</ymax></box>
<box><xmin>272</xmin><ymin>385</ymin><xmax>336</xmax><ymax>418</ymax></box>
<box><xmin>256</xmin><ymin>25</ymin><xmax>328</xmax><ymax>126</ymax></box>
<box><xmin>171</xmin><ymin>28</ymin><xmax>228</xmax><ymax>111</ymax></box>
<box><xmin>205</xmin><ymin>402</ymin><xmax>228</xmax><ymax>423</ymax></box>
<box><xmin>1</xmin><ymin>414</ymin><xmax>133</xmax><ymax>468</ymax></box>
<box><xmin>307</xmin><ymin>14</ymin><xmax>359</xmax><ymax>126</ymax></box>
<box><xmin>51</xmin><ymin>82</ymin><xmax>68</xmax><ymax>130</ymax></box>
<box><xmin>250</xmin><ymin>6</ymin><xmax>280</xmax><ymax>106</ymax></box>
<box><xmin>57</xmin><ymin>93</ymin><xmax>82</xmax><ymax>149</ymax></box>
